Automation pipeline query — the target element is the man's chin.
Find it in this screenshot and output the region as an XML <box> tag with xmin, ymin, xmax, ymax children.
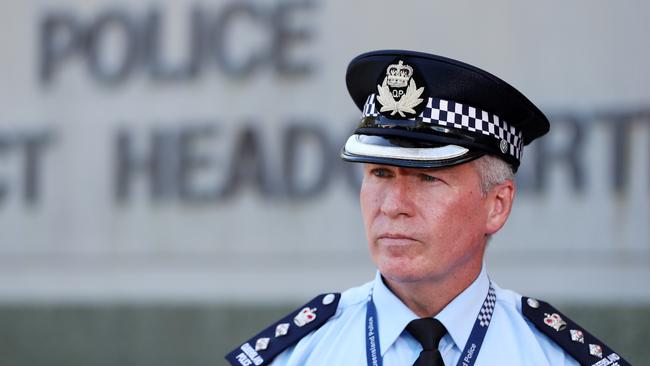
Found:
<box><xmin>378</xmin><ymin>263</ymin><xmax>427</xmax><ymax>284</ymax></box>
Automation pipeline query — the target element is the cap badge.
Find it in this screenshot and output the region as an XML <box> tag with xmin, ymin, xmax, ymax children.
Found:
<box><xmin>293</xmin><ymin>307</ymin><xmax>317</xmax><ymax>327</ymax></box>
<box><xmin>543</xmin><ymin>312</ymin><xmax>567</xmax><ymax>331</ymax></box>
<box><xmin>376</xmin><ymin>60</ymin><xmax>424</xmax><ymax>118</ymax></box>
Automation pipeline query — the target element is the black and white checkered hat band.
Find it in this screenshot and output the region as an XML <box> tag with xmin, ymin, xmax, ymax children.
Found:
<box><xmin>362</xmin><ymin>94</ymin><xmax>524</xmax><ymax>161</ymax></box>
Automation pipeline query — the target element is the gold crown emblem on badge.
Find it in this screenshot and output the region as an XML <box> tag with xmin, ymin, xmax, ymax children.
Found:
<box><xmin>386</xmin><ymin>61</ymin><xmax>413</xmax><ymax>88</ymax></box>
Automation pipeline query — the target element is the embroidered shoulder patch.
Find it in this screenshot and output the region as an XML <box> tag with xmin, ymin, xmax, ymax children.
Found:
<box><xmin>225</xmin><ymin>293</ymin><xmax>341</xmax><ymax>366</ymax></box>
<box><xmin>522</xmin><ymin>297</ymin><xmax>631</xmax><ymax>366</ymax></box>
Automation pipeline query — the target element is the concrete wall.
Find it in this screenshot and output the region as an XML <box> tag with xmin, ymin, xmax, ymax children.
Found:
<box><xmin>1</xmin><ymin>0</ymin><xmax>649</xmax><ymax>363</ymax></box>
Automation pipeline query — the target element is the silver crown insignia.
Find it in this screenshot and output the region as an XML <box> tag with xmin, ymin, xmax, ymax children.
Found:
<box><xmin>386</xmin><ymin>61</ymin><xmax>413</xmax><ymax>88</ymax></box>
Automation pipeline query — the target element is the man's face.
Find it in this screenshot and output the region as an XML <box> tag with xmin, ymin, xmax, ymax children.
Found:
<box><xmin>360</xmin><ymin>162</ymin><xmax>491</xmax><ymax>285</ymax></box>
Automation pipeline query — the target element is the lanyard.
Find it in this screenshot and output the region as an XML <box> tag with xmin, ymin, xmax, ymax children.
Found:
<box><xmin>365</xmin><ymin>283</ymin><xmax>495</xmax><ymax>366</ymax></box>
<box><xmin>365</xmin><ymin>295</ymin><xmax>382</xmax><ymax>366</ymax></box>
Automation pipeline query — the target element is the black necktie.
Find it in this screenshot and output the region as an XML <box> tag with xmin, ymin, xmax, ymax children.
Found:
<box><xmin>406</xmin><ymin>318</ymin><xmax>447</xmax><ymax>366</ymax></box>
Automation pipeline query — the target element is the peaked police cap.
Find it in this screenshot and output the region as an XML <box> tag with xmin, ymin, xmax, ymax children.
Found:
<box><xmin>340</xmin><ymin>50</ymin><xmax>549</xmax><ymax>171</ymax></box>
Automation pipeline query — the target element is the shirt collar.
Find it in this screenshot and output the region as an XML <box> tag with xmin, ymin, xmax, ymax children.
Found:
<box><xmin>435</xmin><ymin>265</ymin><xmax>490</xmax><ymax>352</ymax></box>
<box><xmin>371</xmin><ymin>271</ymin><xmax>418</xmax><ymax>356</ymax></box>
<box><xmin>371</xmin><ymin>266</ymin><xmax>490</xmax><ymax>355</ymax></box>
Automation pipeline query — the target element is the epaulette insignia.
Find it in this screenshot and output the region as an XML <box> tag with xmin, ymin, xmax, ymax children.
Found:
<box><xmin>225</xmin><ymin>293</ymin><xmax>341</xmax><ymax>366</ymax></box>
<box><xmin>522</xmin><ymin>297</ymin><xmax>631</xmax><ymax>366</ymax></box>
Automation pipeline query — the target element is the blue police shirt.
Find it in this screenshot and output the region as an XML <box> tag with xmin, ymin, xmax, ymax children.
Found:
<box><xmin>270</xmin><ymin>266</ymin><xmax>580</xmax><ymax>365</ymax></box>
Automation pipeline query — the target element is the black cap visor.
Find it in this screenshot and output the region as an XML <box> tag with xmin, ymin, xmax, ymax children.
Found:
<box><xmin>341</xmin><ymin>115</ymin><xmax>516</xmax><ymax>169</ymax></box>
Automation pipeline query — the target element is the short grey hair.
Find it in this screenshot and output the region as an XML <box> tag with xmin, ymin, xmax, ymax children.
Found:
<box><xmin>472</xmin><ymin>155</ymin><xmax>515</xmax><ymax>195</ymax></box>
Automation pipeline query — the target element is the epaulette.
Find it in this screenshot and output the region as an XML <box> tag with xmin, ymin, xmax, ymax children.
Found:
<box><xmin>225</xmin><ymin>293</ymin><xmax>341</xmax><ymax>366</ymax></box>
<box><xmin>522</xmin><ymin>296</ymin><xmax>631</xmax><ymax>366</ymax></box>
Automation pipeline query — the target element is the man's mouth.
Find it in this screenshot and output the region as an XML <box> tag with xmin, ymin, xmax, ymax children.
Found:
<box><xmin>377</xmin><ymin>233</ymin><xmax>419</xmax><ymax>245</ymax></box>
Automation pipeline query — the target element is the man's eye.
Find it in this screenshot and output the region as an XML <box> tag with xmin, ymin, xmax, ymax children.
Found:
<box><xmin>419</xmin><ymin>174</ymin><xmax>438</xmax><ymax>182</ymax></box>
<box><xmin>371</xmin><ymin>169</ymin><xmax>391</xmax><ymax>177</ymax></box>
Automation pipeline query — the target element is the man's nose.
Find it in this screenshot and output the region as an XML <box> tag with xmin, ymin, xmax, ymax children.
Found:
<box><xmin>380</xmin><ymin>178</ymin><xmax>415</xmax><ymax>218</ymax></box>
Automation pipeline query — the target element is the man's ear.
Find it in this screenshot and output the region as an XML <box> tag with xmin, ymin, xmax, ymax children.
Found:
<box><xmin>485</xmin><ymin>179</ymin><xmax>516</xmax><ymax>235</ymax></box>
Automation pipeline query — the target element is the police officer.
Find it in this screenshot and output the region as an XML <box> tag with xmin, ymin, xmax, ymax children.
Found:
<box><xmin>226</xmin><ymin>50</ymin><xmax>631</xmax><ymax>366</ymax></box>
